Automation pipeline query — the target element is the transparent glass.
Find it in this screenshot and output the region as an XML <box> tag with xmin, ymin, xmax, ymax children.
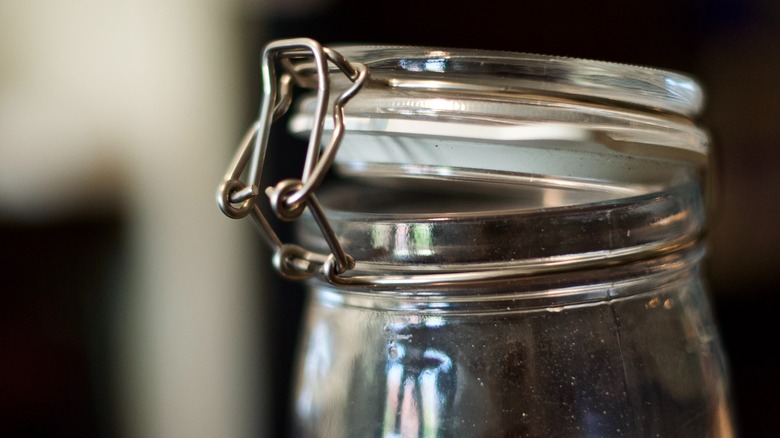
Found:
<box><xmin>294</xmin><ymin>255</ymin><xmax>732</xmax><ymax>437</ymax></box>
<box><xmin>292</xmin><ymin>186</ymin><xmax>733</xmax><ymax>437</ymax></box>
<box><xmin>287</xmin><ymin>46</ymin><xmax>733</xmax><ymax>437</ymax></box>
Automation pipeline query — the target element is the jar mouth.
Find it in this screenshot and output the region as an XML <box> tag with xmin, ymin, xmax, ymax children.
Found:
<box><xmin>296</xmin><ymin>180</ymin><xmax>706</xmax><ymax>277</ymax></box>
<box><xmin>329</xmin><ymin>45</ymin><xmax>704</xmax><ymax>117</ymax></box>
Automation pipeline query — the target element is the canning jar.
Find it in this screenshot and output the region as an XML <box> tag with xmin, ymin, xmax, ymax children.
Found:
<box><xmin>218</xmin><ymin>39</ymin><xmax>733</xmax><ymax>437</ymax></box>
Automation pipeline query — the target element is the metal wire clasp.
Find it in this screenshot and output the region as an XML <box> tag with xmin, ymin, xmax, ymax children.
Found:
<box><xmin>217</xmin><ymin>38</ymin><xmax>369</xmax><ymax>280</ymax></box>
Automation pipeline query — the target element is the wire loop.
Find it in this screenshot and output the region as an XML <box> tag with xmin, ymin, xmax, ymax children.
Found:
<box><xmin>217</xmin><ymin>38</ymin><xmax>368</xmax><ymax>280</ymax></box>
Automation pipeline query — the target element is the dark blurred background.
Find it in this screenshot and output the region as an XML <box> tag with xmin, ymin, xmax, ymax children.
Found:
<box><xmin>1</xmin><ymin>0</ymin><xmax>778</xmax><ymax>436</ymax></box>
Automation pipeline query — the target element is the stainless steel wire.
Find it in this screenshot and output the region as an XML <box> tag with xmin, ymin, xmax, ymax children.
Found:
<box><xmin>217</xmin><ymin>38</ymin><xmax>367</xmax><ymax>278</ymax></box>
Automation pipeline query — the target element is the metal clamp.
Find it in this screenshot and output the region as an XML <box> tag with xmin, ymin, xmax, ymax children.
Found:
<box><xmin>217</xmin><ymin>38</ymin><xmax>369</xmax><ymax>280</ymax></box>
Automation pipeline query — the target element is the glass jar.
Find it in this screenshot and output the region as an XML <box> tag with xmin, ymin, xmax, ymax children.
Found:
<box><xmin>219</xmin><ymin>40</ymin><xmax>733</xmax><ymax>437</ymax></box>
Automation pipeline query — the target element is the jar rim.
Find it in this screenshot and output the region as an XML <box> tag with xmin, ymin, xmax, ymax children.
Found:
<box><xmin>330</xmin><ymin>45</ymin><xmax>704</xmax><ymax>117</ymax></box>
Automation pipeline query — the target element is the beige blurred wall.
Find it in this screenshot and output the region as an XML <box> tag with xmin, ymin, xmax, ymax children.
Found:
<box><xmin>0</xmin><ymin>1</ymin><xmax>266</xmax><ymax>437</ymax></box>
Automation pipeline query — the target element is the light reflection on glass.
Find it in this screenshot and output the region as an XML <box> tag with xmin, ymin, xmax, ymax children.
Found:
<box><xmin>652</xmin><ymin>210</ymin><xmax>690</xmax><ymax>227</ymax></box>
<box><xmin>371</xmin><ymin>225</ymin><xmax>392</xmax><ymax>250</ymax></box>
<box><xmin>394</xmin><ymin>224</ymin><xmax>411</xmax><ymax>257</ymax></box>
<box><xmin>382</xmin><ymin>346</ymin><xmax>405</xmax><ymax>437</ymax></box>
<box><xmin>394</xmin><ymin>223</ymin><xmax>434</xmax><ymax>257</ymax></box>
<box><xmin>426</xmin><ymin>50</ymin><xmax>450</xmax><ymax>58</ymax></box>
<box><xmin>664</xmin><ymin>76</ymin><xmax>696</xmax><ymax>92</ymax></box>
<box><xmin>383</xmin><ymin>344</ymin><xmax>453</xmax><ymax>438</ymax></box>
<box><xmin>424</xmin><ymin>316</ymin><xmax>445</xmax><ymax>328</ymax></box>
<box><xmin>420</xmin><ymin>370</ymin><xmax>438</xmax><ymax>436</ymax></box>
<box><xmin>400</xmin><ymin>377</ymin><xmax>420</xmax><ymax>436</ymax></box>
<box><xmin>295</xmin><ymin>321</ymin><xmax>332</xmax><ymax>419</ymax></box>
<box><xmin>423</xmin><ymin>59</ymin><xmax>447</xmax><ymax>73</ymax></box>
<box><xmin>399</xmin><ymin>58</ymin><xmax>449</xmax><ymax>73</ymax></box>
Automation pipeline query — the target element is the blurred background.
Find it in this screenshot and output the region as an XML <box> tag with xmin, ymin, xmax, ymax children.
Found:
<box><xmin>1</xmin><ymin>0</ymin><xmax>778</xmax><ymax>436</ymax></box>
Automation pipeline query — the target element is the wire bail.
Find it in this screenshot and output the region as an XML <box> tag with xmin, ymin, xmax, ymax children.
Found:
<box><xmin>217</xmin><ymin>38</ymin><xmax>368</xmax><ymax>279</ymax></box>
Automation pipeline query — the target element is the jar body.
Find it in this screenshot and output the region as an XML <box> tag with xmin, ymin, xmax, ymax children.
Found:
<box><xmin>292</xmin><ymin>247</ymin><xmax>732</xmax><ymax>437</ymax></box>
